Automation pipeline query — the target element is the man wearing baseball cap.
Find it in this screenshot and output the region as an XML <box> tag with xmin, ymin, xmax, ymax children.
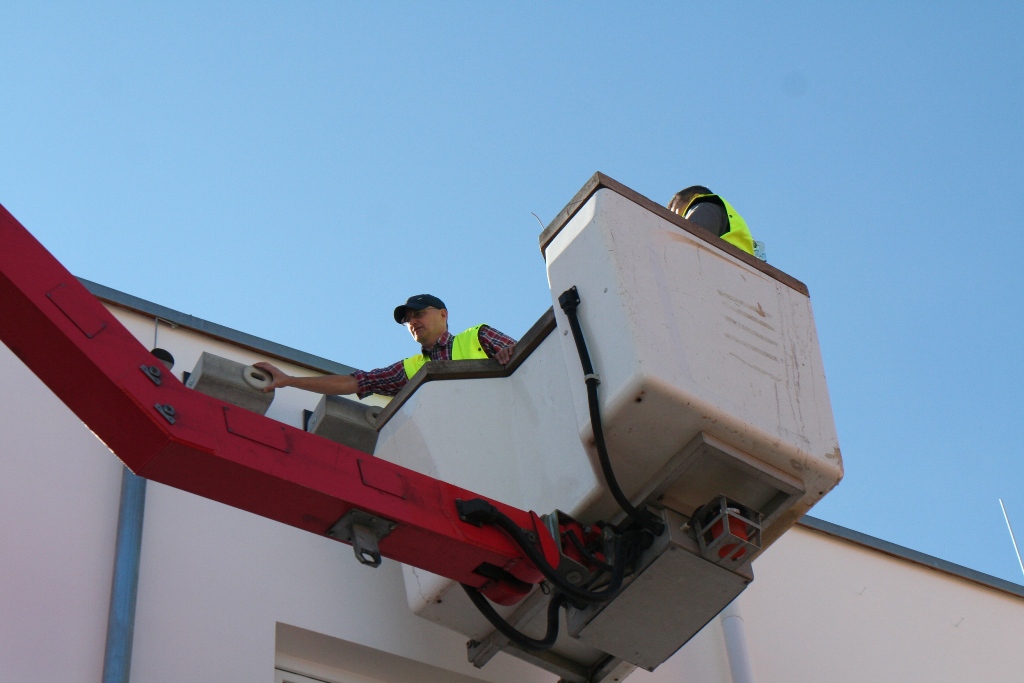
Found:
<box><xmin>255</xmin><ymin>294</ymin><xmax>516</xmax><ymax>398</ymax></box>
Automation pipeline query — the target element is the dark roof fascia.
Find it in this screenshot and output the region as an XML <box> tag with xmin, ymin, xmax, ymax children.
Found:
<box><xmin>799</xmin><ymin>515</ymin><xmax>1024</xmax><ymax>600</ymax></box>
<box><xmin>539</xmin><ymin>172</ymin><xmax>809</xmax><ymax>297</ymax></box>
<box><xmin>79</xmin><ymin>277</ymin><xmax>359</xmax><ymax>376</ymax></box>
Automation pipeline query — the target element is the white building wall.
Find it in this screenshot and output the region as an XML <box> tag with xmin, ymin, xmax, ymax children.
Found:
<box><xmin>0</xmin><ymin>335</ymin><xmax>123</xmax><ymax>683</ymax></box>
<box><xmin>2</xmin><ymin>298</ymin><xmax>1023</xmax><ymax>683</ymax></box>
<box><xmin>739</xmin><ymin>525</ymin><xmax>1024</xmax><ymax>682</ymax></box>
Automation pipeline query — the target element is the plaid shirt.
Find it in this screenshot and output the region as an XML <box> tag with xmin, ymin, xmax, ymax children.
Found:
<box><xmin>353</xmin><ymin>325</ymin><xmax>517</xmax><ymax>398</ymax></box>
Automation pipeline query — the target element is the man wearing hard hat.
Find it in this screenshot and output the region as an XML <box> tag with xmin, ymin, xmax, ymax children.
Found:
<box><xmin>668</xmin><ymin>185</ymin><xmax>758</xmax><ymax>257</ymax></box>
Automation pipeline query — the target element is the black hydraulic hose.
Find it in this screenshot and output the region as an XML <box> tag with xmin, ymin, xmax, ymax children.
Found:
<box><xmin>558</xmin><ymin>287</ymin><xmax>665</xmax><ymax>537</ymax></box>
<box><xmin>458</xmin><ymin>498</ymin><xmax>633</xmax><ymax>602</ymax></box>
<box><xmin>484</xmin><ymin>503</ymin><xmax>633</xmax><ymax>603</ymax></box>
<box><xmin>558</xmin><ymin>287</ymin><xmax>598</xmax><ymax>379</ymax></box>
<box><xmin>461</xmin><ymin>584</ymin><xmax>568</xmax><ymax>652</ymax></box>
<box><xmin>564</xmin><ymin>529</ymin><xmax>614</xmax><ymax>573</ymax></box>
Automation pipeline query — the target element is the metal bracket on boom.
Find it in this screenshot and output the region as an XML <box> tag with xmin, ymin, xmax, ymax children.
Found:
<box><xmin>327</xmin><ymin>509</ymin><xmax>397</xmax><ymax>568</ymax></box>
<box><xmin>140</xmin><ymin>364</ymin><xmax>163</xmax><ymax>386</ymax></box>
<box><xmin>153</xmin><ymin>403</ymin><xmax>176</xmax><ymax>425</ymax></box>
<box><xmin>466</xmin><ymin>587</ymin><xmax>636</xmax><ymax>683</ymax></box>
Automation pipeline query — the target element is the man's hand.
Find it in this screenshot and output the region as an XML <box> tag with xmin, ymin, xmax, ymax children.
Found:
<box><xmin>494</xmin><ymin>343</ymin><xmax>515</xmax><ymax>366</ymax></box>
<box><xmin>253</xmin><ymin>362</ymin><xmax>292</xmax><ymax>392</ymax></box>
<box><xmin>252</xmin><ymin>362</ymin><xmax>360</xmax><ymax>396</ymax></box>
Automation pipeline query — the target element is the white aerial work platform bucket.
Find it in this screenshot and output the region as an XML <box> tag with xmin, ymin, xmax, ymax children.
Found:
<box><xmin>370</xmin><ymin>174</ymin><xmax>843</xmax><ymax>680</ymax></box>
<box><xmin>542</xmin><ymin>181</ymin><xmax>842</xmax><ymax>542</ymax></box>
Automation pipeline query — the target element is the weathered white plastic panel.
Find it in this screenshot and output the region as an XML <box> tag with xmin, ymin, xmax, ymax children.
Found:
<box><xmin>544</xmin><ymin>189</ymin><xmax>842</xmax><ymax>542</ymax></box>
<box><xmin>373</xmin><ymin>332</ymin><xmax>604</xmax><ymax>649</ymax></box>
<box><xmin>374</xmin><ymin>332</ymin><xmax>599</xmax><ymax>516</ymax></box>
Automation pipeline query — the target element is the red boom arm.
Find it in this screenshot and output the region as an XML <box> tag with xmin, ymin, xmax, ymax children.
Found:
<box><xmin>0</xmin><ymin>203</ymin><xmax>552</xmax><ymax>603</ymax></box>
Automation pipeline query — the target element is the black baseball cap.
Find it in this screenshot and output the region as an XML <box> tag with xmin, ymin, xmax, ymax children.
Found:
<box><xmin>394</xmin><ymin>294</ymin><xmax>447</xmax><ymax>323</ymax></box>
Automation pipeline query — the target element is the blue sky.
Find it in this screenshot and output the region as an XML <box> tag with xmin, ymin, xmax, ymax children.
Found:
<box><xmin>3</xmin><ymin>3</ymin><xmax>1023</xmax><ymax>584</ymax></box>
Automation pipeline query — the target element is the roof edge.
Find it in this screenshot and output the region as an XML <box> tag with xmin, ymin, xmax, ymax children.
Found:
<box><xmin>79</xmin><ymin>278</ymin><xmax>359</xmax><ymax>376</ymax></box>
<box><xmin>799</xmin><ymin>515</ymin><xmax>1024</xmax><ymax>600</ymax></box>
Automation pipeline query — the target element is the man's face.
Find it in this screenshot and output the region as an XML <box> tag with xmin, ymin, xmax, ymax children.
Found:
<box><xmin>403</xmin><ymin>307</ymin><xmax>448</xmax><ymax>346</ymax></box>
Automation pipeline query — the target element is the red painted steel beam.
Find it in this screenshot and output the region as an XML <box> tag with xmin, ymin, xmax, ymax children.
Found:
<box><xmin>0</xmin><ymin>203</ymin><xmax>546</xmax><ymax>592</ymax></box>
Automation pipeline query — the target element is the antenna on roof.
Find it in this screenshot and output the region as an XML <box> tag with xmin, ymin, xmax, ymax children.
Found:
<box><xmin>998</xmin><ymin>499</ymin><xmax>1024</xmax><ymax>580</ymax></box>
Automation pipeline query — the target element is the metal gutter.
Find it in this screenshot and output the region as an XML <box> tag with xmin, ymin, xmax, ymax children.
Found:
<box><xmin>79</xmin><ymin>278</ymin><xmax>359</xmax><ymax>376</ymax></box>
<box><xmin>799</xmin><ymin>515</ymin><xmax>1024</xmax><ymax>600</ymax></box>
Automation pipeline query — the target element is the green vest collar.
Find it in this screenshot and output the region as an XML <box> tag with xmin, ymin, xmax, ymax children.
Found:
<box><xmin>402</xmin><ymin>325</ymin><xmax>489</xmax><ymax>380</ymax></box>
<box><xmin>682</xmin><ymin>194</ymin><xmax>755</xmax><ymax>256</ymax></box>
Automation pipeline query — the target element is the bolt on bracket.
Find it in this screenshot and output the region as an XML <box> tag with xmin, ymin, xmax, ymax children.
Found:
<box><xmin>154</xmin><ymin>403</ymin><xmax>176</xmax><ymax>425</ymax></box>
<box><xmin>140</xmin><ymin>364</ymin><xmax>163</xmax><ymax>385</ymax></box>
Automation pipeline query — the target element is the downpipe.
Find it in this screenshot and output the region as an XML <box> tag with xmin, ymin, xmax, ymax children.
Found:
<box><xmin>720</xmin><ymin>599</ymin><xmax>755</xmax><ymax>683</ymax></box>
<box><xmin>102</xmin><ymin>466</ymin><xmax>147</xmax><ymax>683</ymax></box>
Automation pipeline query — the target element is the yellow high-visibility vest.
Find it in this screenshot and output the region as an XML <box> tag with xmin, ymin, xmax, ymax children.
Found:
<box><xmin>683</xmin><ymin>194</ymin><xmax>755</xmax><ymax>256</ymax></box>
<box><xmin>402</xmin><ymin>325</ymin><xmax>490</xmax><ymax>379</ymax></box>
